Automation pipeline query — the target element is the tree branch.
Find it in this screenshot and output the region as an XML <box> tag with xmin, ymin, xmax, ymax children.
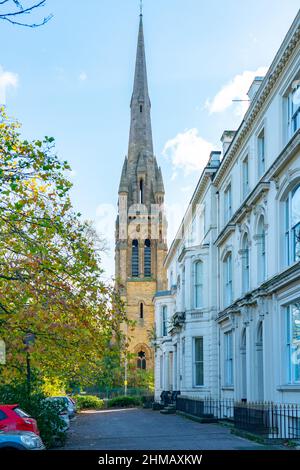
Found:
<box><xmin>0</xmin><ymin>0</ymin><xmax>52</xmax><ymax>28</ymax></box>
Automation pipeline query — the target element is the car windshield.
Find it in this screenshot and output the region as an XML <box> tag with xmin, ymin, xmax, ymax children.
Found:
<box><xmin>13</xmin><ymin>407</ymin><xmax>30</xmax><ymax>418</ymax></box>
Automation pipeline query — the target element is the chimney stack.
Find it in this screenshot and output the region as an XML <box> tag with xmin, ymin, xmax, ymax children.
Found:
<box><xmin>221</xmin><ymin>130</ymin><xmax>236</xmax><ymax>156</ymax></box>
<box><xmin>247</xmin><ymin>76</ymin><xmax>264</xmax><ymax>101</ymax></box>
<box><xmin>208</xmin><ymin>150</ymin><xmax>221</xmax><ymax>168</ymax></box>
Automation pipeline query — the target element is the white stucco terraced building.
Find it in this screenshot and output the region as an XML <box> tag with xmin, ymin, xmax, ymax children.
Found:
<box><xmin>154</xmin><ymin>10</ymin><xmax>300</xmax><ymax>407</ymax></box>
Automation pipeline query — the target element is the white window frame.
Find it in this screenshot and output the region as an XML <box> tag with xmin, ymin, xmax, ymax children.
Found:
<box><xmin>284</xmin><ymin>185</ymin><xmax>300</xmax><ymax>266</ymax></box>
<box><xmin>161</xmin><ymin>305</ymin><xmax>168</xmax><ymax>337</ymax></box>
<box><xmin>193</xmin><ymin>337</ymin><xmax>204</xmax><ymax>387</ymax></box>
<box><xmin>224</xmin><ymin>253</ymin><xmax>233</xmax><ymax>307</ymax></box>
<box><xmin>257</xmin><ymin>128</ymin><xmax>265</xmax><ymax>177</ymax></box>
<box><xmin>224</xmin><ymin>331</ymin><xmax>234</xmax><ymax>386</ymax></box>
<box><xmin>194</xmin><ymin>261</ymin><xmax>203</xmax><ymax>309</ymax></box>
<box><xmin>242</xmin><ymin>155</ymin><xmax>250</xmax><ymax>200</ymax></box>
<box><xmin>287</xmin><ymin>79</ymin><xmax>300</xmax><ymax>139</ymax></box>
<box><xmin>257</xmin><ymin>216</ymin><xmax>266</xmax><ymax>283</ymax></box>
<box><xmin>241</xmin><ymin>234</ymin><xmax>250</xmax><ymax>293</ymax></box>
<box><xmin>286</xmin><ymin>304</ymin><xmax>300</xmax><ymax>384</ymax></box>
<box><xmin>224</xmin><ymin>183</ymin><xmax>232</xmax><ymax>224</ymax></box>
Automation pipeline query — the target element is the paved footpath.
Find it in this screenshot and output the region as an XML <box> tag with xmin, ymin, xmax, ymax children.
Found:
<box><xmin>64</xmin><ymin>408</ymin><xmax>270</xmax><ymax>450</ymax></box>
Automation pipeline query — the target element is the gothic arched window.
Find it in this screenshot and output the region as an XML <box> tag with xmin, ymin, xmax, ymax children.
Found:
<box><xmin>132</xmin><ymin>239</ymin><xmax>139</xmax><ymax>277</ymax></box>
<box><xmin>144</xmin><ymin>239</ymin><xmax>151</xmax><ymax>277</ymax></box>
<box><xmin>137</xmin><ymin>351</ymin><xmax>146</xmax><ymax>370</ymax></box>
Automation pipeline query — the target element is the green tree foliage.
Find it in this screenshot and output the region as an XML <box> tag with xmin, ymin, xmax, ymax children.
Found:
<box><xmin>0</xmin><ymin>107</ymin><xmax>127</xmax><ymax>386</ymax></box>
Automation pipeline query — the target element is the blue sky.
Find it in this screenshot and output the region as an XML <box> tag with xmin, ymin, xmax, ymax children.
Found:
<box><xmin>0</xmin><ymin>0</ymin><xmax>299</xmax><ymax>279</ymax></box>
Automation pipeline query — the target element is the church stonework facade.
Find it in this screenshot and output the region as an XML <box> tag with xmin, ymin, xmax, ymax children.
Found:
<box><xmin>115</xmin><ymin>14</ymin><xmax>167</xmax><ymax>371</ymax></box>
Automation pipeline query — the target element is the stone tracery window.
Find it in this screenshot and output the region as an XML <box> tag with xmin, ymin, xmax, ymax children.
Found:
<box><xmin>137</xmin><ymin>351</ymin><xmax>146</xmax><ymax>370</ymax></box>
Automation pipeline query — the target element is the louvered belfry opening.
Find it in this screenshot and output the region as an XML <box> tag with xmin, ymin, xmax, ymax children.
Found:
<box><xmin>132</xmin><ymin>239</ymin><xmax>139</xmax><ymax>277</ymax></box>
<box><xmin>144</xmin><ymin>239</ymin><xmax>151</xmax><ymax>277</ymax></box>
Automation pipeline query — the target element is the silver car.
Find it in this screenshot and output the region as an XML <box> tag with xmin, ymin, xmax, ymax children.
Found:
<box><xmin>52</xmin><ymin>396</ymin><xmax>76</xmax><ymax>419</ymax></box>
<box><xmin>44</xmin><ymin>397</ymin><xmax>70</xmax><ymax>431</ymax></box>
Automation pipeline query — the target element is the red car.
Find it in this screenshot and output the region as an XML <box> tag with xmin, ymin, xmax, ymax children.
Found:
<box><xmin>0</xmin><ymin>405</ymin><xmax>40</xmax><ymax>435</ymax></box>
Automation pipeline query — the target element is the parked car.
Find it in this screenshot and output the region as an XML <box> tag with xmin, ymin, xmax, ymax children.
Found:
<box><xmin>0</xmin><ymin>405</ymin><xmax>39</xmax><ymax>435</ymax></box>
<box><xmin>0</xmin><ymin>431</ymin><xmax>45</xmax><ymax>450</ymax></box>
<box><xmin>44</xmin><ymin>398</ymin><xmax>70</xmax><ymax>431</ymax></box>
<box><xmin>67</xmin><ymin>396</ymin><xmax>77</xmax><ymax>416</ymax></box>
<box><xmin>50</xmin><ymin>396</ymin><xmax>76</xmax><ymax>418</ymax></box>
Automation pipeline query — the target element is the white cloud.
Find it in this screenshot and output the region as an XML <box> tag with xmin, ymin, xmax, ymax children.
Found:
<box><xmin>0</xmin><ymin>66</ymin><xmax>18</xmax><ymax>104</ymax></box>
<box><xmin>205</xmin><ymin>66</ymin><xmax>269</xmax><ymax>116</ymax></box>
<box><xmin>180</xmin><ymin>185</ymin><xmax>193</xmax><ymax>194</ymax></box>
<box><xmin>79</xmin><ymin>71</ymin><xmax>88</xmax><ymax>82</ymax></box>
<box><xmin>162</xmin><ymin>128</ymin><xmax>214</xmax><ymax>175</ymax></box>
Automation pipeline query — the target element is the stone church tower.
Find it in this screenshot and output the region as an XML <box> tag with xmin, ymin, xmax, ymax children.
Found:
<box><xmin>115</xmin><ymin>13</ymin><xmax>167</xmax><ymax>371</ymax></box>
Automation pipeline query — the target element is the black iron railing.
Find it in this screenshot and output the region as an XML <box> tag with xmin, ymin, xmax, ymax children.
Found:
<box><xmin>176</xmin><ymin>396</ymin><xmax>234</xmax><ymax>420</ymax></box>
<box><xmin>176</xmin><ymin>396</ymin><xmax>300</xmax><ymax>439</ymax></box>
<box><xmin>234</xmin><ymin>402</ymin><xmax>300</xmax><ymax>439</ymax></box>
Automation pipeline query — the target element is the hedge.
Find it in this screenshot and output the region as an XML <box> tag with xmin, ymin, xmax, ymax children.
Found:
<box><xmin>73</xmin><ymin>394</ymin><xmax>104</xmax><ymax>410</ymax></box>
<box><xmin>107</xmin><ymin>396</ymin><xmax>142</xmax><ymax>408</ymax></box>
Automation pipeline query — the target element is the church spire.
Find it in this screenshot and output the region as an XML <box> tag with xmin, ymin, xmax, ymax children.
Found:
<box><xmin>128</xmin><ymin>13</ymin><xmax>153</xmax><ymax>160</ymax></box>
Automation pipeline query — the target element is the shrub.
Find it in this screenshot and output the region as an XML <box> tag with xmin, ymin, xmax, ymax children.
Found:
<box><xmin>0</xmin><ymin>382</ymin><xmax>67</xmax><ymax>448</ymax></box>
<box><xmin>74</xmin><ymin>394</ymin><xmax>104</xmax><ymax>410</ymax></box>
<box><xmin>107</xmin><ymin>396</ymin><xmax>141</xmax><ymax>408</ymax></box>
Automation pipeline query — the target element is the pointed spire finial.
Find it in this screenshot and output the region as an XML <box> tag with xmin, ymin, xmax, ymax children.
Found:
<box><xmin>140</xmin><ymin>0</ymin><xmax>143</xmax><ymax>16</ymax></box>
